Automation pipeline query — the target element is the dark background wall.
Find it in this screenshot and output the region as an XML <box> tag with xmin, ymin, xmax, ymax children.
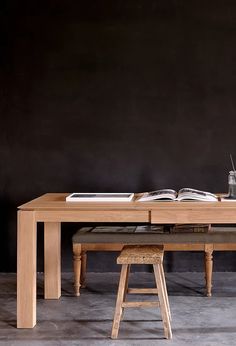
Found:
<box><xmin>1</xmin><ymin>0</ymin><xmax>236</xmax><ymax>272</ymax></box>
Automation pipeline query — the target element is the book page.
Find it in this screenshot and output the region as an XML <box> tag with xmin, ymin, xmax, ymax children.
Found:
<box><xmin>138</xmin><ymin>189</ymin><xmax>177</xmax><ymax>201</ymax></box>
<box><xmin>177</xmin><ymin>188</ymin><xmax>218</xmax><ymax>201</ymax></box>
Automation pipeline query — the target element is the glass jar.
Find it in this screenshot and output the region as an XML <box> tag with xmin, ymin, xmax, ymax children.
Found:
<box><xmin>228</xmin><ymin>171</ymin><xmax>236</xmax><ymax>199</ymax></box>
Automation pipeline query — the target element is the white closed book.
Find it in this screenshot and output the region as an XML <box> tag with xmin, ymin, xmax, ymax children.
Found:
<box><xmin>66</xmin><ymin>192</ymin><xmax>134</xmax><ymax>202</ymax></box>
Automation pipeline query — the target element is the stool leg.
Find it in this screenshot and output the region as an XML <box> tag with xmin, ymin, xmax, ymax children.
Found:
<box><xmin>111</xmin><ymin>264</ymin><xmax>129</xmax><ymax>339</ymax></box>
<box><xmin>73</xmin><ymin>244</ymin><xmax>82</xmax><ymax>296</ymax></box>
<box><xmin>121</xmin><ymin>264</ymin><xmax>130</xmax><ymax>320</ymax></box>
<box><xmin>80</xmin><ymin>251</ymin><xmax>87</xmax><ymax>288</ymax></box>
<box><xmin>153</xmin><ymin>260</ymin><xmax>170</xmax><ymax>315</ymax></box>
<box><xmin>160</xmin><ymin>262</ymin><xmax>171</xmax><ymax>321</ymax></box>
<box><xmin>153</xmin><ymin>264</ymin><xmax>172</xmax><ymax>340</ymax></box>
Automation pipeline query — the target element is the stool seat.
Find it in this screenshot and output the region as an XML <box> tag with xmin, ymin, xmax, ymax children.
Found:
<box><xmin>117</xmin><ymin>245</ymin><xmax>164</xmax><ymax>264</ymax></box>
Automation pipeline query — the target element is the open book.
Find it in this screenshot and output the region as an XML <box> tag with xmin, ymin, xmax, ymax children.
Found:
<box><xmin>137</xmin><ymin>188</ymin><xmax>218</xmax><ymax>202</ymax></box>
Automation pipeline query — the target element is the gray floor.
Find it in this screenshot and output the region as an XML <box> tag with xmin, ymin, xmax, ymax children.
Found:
<box><xmin>0</xmin><ymin>272</ymin><xmax>236</xmax><ymax>346</ymax></box>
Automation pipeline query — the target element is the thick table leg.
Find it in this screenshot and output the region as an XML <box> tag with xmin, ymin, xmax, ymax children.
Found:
<box><xmin>205</xmin><ymin>244</ymin><xmax>213</xmax><ymax>297</ymax></box>
<box><xmin>44</xmin><ymin>222</ymin><xmax>61</xmax><ymax>299</ymax></box>
<box><xmin>17</xmin><ymin>210</ymin><xmax>37</xmax><ymax>328</ymax></box>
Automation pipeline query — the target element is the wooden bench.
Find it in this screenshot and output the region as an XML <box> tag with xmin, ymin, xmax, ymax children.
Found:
<box><xmin>72</xmin><ymin>224</ymin><xmax>214</xmax><ymax>297</ymax></box>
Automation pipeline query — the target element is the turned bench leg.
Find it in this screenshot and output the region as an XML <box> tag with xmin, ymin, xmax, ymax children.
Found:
<box><xmin>81</xmin><ymin>251</ymin><xmax>87</xmax><ymax>288</ymax></box>
<box><xmin>205</xmin><ymin>244</ymin><xmax>213</xmax><ymax>297</ymax></box>
<box><xmin>73</xmin><ymin>243</ymin><xmax>82</xmax><ymax>296</ymax></box>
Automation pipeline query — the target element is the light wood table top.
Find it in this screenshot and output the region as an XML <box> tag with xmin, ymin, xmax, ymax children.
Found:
<box><xmin>18</xmin><ymin>193</ymin><xmax>236</xmax><ymax>224</ymax></box>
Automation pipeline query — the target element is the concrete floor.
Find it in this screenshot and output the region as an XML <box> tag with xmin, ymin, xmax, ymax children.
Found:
<box><xmin>0</xmin><ymin>272</ymin><xmax>236</xmax><ymax>346</ymax></box>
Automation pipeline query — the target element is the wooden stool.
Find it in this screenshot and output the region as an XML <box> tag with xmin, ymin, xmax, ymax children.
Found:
<box><xmin>111</xmin><ymin>245</ymin><xmax>172</xmax><ymax>340</ymax></box>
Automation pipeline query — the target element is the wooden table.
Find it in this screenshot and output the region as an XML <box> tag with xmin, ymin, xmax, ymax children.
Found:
<box><xmin>17</xmin><ymin>193</ymin><xmax>236</xmax><ymax>328</ymax></box>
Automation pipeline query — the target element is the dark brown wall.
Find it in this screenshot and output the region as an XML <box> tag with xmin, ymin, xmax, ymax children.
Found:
<box><xmin>1</xmin><ymin>1</ymin><xmax>236</xmax><ymax>272</ymax></box>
